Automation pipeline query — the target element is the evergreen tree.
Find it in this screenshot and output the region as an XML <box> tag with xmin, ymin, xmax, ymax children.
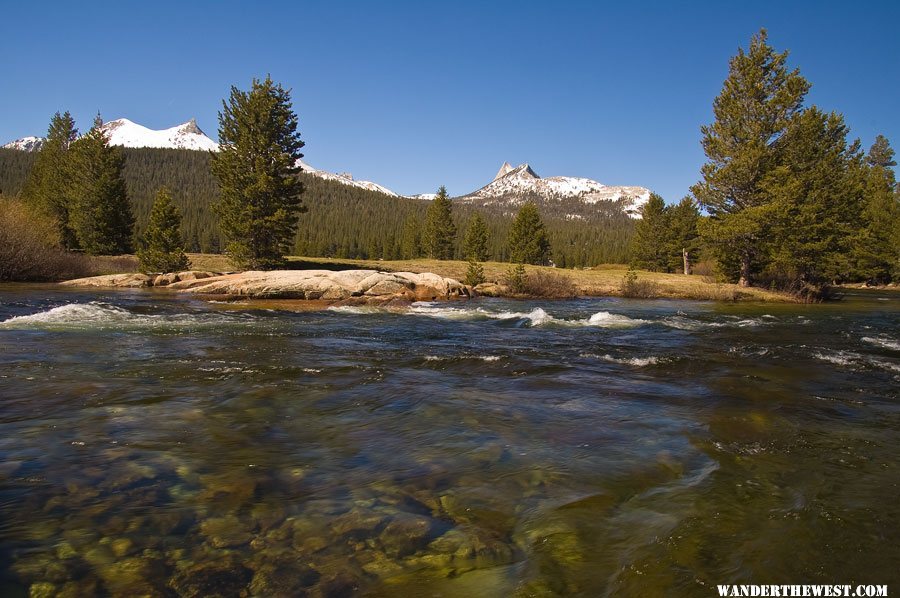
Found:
<box><xmin>508</xmin><ymin>201</ymin><xmax>551</xmax><ymax>265</ymax></box>
<box><xmin>211</xmin><ymin>76</ymin><xmax>305</xmax><ymax>269</ymax></box>
<box><xmin>854</xmin><ymin>135</ymin><xmax>899</xmax><ymax>282</ymax></box>
<box><xmin>463</xmin><ymin>211</ymin><xmax>490</xmax><ymax>261</ymax></box>
<box><xmin>138</xmin><ymin>187</ymin><xmax>190</xmax><ymax>273</ymax></box>
<box><xmin>667</xmin><ymin>196</ymin><xmax>701</xmax><ymax>274</ymax></box>
<box><xmin>69</xmin><ymin>115</ymin><xmax>134</xmax><ymax>255</ymax></box>
<box><xmin>629</xmin><ymin>193</ymin><xmax>670</xmax><ymax>271</ymax></box>
<box><xmin>763</xmin><ymin>107</ymin><xmax>861</xmax><ymax>290</ymax></box>
<box><xmin>423</xmin><ymin>186</ymin><xmax>456</xmax><ymax>259</ymax></box>
<box><xmin>464</xmin><ymin>257</ymin><xmax>486</xmax><ymax>286</ymax></box>
<box><xmin>21</xmin><ymin>112</ymin><xmax>79</xmax><ymax>248</ymax></box>
<box><xmin>400</xmin><ymin>214</ymin><xmax>422</xmax><ymax>259</ymax></box>
<box><xmin>691</xmin><ymin>29</ymin><xmax>810</xmax><ymax>286</ymax></box>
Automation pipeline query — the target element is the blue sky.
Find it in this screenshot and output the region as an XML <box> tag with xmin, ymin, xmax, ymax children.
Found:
<box><xmin>2</xmin><ymin>1</ymin><xmax>898</xmax><ymax>201</ymax></box>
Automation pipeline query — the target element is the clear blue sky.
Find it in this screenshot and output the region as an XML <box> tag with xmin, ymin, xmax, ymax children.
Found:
<box><xmin>2</xmin><ymin>1</ymin><xmax>898</xmax><ymax>201</ymax></box>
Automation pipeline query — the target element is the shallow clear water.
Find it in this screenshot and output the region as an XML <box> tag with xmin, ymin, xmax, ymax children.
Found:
<box><xmin>0</xmin><ymin>285</ymin><xmax>898</xmax><ymax>597</ymax></box>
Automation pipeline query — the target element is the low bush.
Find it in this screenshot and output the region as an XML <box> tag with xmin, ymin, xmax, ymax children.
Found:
<box><xmin>503</xmin><ymin>265</ymin><xmax>577</xmax><ymax>298</ymax></box>
<box><xmin>0</xmin><ymin>198</ymin><xmax>137</xmax><ymax>282</ymax></box>
<box><xmin>522</xmin><ymin>268</ymin><xmax>578</xmax><ymax>298</ymax></box>
<box><xmin>620</xmin><ymin>268</ymin><xmax>660</xmax><ymax>298</ymax></box>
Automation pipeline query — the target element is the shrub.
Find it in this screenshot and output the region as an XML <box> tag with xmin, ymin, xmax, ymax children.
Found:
<box><xmin>620</xmin><ymin>267</ymin><xmax>659</xmax><ymax>298</ymax></box>
<box><xmin>503</xmin><ymin>265</ymin><xmax>577</xmax><ymax>298</ymax></box>
<box><xmin>522</xmin><ymin>269</ymin><xmax>577</xmax><ymax>298</ymax></box>
<box><xmin>1</xmin><ymin>198</ymin><xmax>76</xmax><ymax>281</ymax></box>
<box><xmin>504</xmin><ymin>263</ymin><xmax>528</xmax><ymax>294</ymax></box>
<box><xmin>0</xmin><ymin>198</ymin><xmax>137</xmax><ymax>282</ymax></box>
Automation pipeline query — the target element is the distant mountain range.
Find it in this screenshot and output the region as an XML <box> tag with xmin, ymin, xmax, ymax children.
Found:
<box><xmin>4</xmin><ymin>118</ymin><xmax>651</xmax><ymax>217</ymax></box>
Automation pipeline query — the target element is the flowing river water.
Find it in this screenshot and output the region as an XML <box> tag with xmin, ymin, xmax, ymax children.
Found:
<box><xmin>0</xmin><ymin>285</ymin><xmax>898</xmax><ymax>597</ymax></box>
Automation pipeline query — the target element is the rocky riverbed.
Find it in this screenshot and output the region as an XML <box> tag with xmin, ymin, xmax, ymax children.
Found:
<box><xmin>60</xmin><ymin>270</ymin><xmax>473</xmax><ymax>303</ymax></box>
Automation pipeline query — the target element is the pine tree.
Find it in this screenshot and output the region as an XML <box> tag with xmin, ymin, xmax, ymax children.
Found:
<box><xmin>763</xmin><ymin>107</ymin><xmax>860</xmax><ymax>290</ymax></box>
<box><xmin>508</xmin><ymin>201</ymin><xmax>550</xmax><ymax>265</ymax></box>
<box><xmin>854</xmin><ymin>135</ymin><xmax>899</xmax><ymax>282</ymax></box>
<box><xmin>629</xmin><ymin>193</ymin><xmax>670</xmax><ymax>271</ymax></box>
<box><xmin>691</xmin><ymin>29</ymin><xmax>810</xmax><ymax>286</ymax></box>
<box><xmin>464</xmin><ymin>257</ymin><xmax>485</xmax><ymax>286</ymax></box>
<box><xmin>138</xmin><ymin>187</ymin><xmax>190</xmax><ymax>273</ymax></box>
<box><xmin>423</xmin><ymin>186</ymin><xmax>456</xmax><ymax>260</ymax></box>
<box><xmin>667</xmin><ymin>196</ymin><xmax>701</xmax><ymax>274</ymax></box>
<box><xmin>69</xmin><ymin>115</ymin><xmax>134</xmax><ymax>255</ymax></box>
<box><xmin>463</xmin><ymin>211</ymin><xmax>490</xmax><ymax>261</ymax></box>
<box><xmin>211</xmin><ymin>76</ymin><xmax>305</xmax><ymax>269</ymax></box>
<box><xmin>400</xmin><ymin>214</ymin><xmax>422</xmax><ymax>259</ymax></box>
<box><xmin>21</xmin><ymin>112</ymin><xmax>79</xmax><ymax>248</ymax></box>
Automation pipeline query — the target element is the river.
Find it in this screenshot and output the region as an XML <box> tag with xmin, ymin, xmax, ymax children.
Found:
<box><xmin>0</xmin><ymin>286</ymin><xmax>898</xmax><ymax>597</ymax></box>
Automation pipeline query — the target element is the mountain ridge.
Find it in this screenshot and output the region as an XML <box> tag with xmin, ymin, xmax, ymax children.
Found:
<box><xmin>4</xmin><ymin>119</ymin><xmax>652</xmax><ymax>217</ymax></box>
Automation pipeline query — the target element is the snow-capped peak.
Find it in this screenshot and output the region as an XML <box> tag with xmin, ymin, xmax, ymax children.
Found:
<box><xmin>2</xmin><ymin>136</ymin><xmax>44</xmax><ymax>152</ymax></box>
<box><xmin>100</xmin><ymin>118</ymin><xmax>219</xmax><ymax>151</ymax></box>
<box><xmin>462</xmin><ymin>161</ymin><xmax>651</xmax><ymax>218</ymax></box>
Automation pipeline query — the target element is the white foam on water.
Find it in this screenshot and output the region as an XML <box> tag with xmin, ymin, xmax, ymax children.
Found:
<box><xmin>326</xmin><ymin>305</ymin><xmax>385</xmax><ymax>315</ymax></box>
<box><xmin>813</xmin><ymin>351</ymin><xmax>859</xmax><ymax>367</ymax></box>
<box><xmin>583</xmin><ymin>311</ymin><xmax>648</xmax><ymax>328</ymax></box>
<box><xmin>813</xmin><ymin>350</ymin><xmax>900</xmax><ymax>374</ymax></box>
<box><xmin>862</xmin><ymin>336</ymin><xmax>900</xmax><ymax>351</ymax></box>
<box><xmin>580</xmin><ymin>353</ymin><xmax>662</xmax><ymax>367</ymax></box>
<box><xmin>0</xmin><ymin>302</ymin><xmax>240</xmax><ymax>330</ymax></box>
<box><xmin>409</xmin><ymin>303</ymin><xmax>650</xmax><ymax>329</ymax></box>
<box><xmin>1</xmin><ymin>302</ymin><xmax>133</xmax><ymax>326</ymax></box>
<box><xmin>425</xmin><ymin>354</ymin><xmax>503</xmax><ymax>362</ymax></box>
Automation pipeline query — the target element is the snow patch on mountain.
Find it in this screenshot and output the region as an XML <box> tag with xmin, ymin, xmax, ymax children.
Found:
<box><xmin>461</xmin><ymin>162</ymin><xmax>651</xmax><ymax>218</ymax></box>
<box><xmin>100</xmin><ymin>118</ymin><xmax>219</xmax><ymax>151</ymax></box>
<box><xmin>297</xmin><ymin>160</ymin><xmax>399</xmax><ymax>197</ymax></box>
<box><xmin>2</xmin><ymin>136</ymin><xmax>44</xmax><ymax>152</ymax></box>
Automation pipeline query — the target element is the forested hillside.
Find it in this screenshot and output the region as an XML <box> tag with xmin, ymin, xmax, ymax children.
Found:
<box><xmin>0</xmin><ymin>147</ymin><xmax>635</xmax><ymax>266</ymax></box>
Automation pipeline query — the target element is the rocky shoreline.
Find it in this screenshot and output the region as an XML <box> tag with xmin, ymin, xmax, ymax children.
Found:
<box><xmin>60</xmin><ymin>270</ymin><xmax>473</xmax><ymax>304</ymax></box>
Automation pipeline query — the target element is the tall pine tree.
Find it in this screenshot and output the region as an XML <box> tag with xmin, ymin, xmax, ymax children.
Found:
<box><xmin>463</xmin><ymin>211</ymin><xmax>490</xmax><ymax>261</ymax></box>
<box><xmin>508</xmin><ymin>201</ymin><xmax>550</xmax><ymax>265</ymax></box>
<box><xmin>211</xmin><ymin>76</ymin><xmax>305</xmax><ymax>269</ymax></box>
<box><xmin>854</xmin><ymin>135</ymin><xmax>899</xmax><ymax>282</ymax></box>
<box><xmin>400</xmin><ymin>214</ymin><xmax>422</xmax><ymax>259</ymax></box>
<box><xmin>763</xmin><ymin>107</ymin><xmax>860</xmax><ymax>290</ymax></box>
<box><xmin>69</xmin><ymin>115</ymin><xmax>134</xmax><ymax>255</ymax></box>
<box><xmin>138</xmin><ymin>187</ymin><xmax>190</xmax><ymax>273</ymax></box>
<box><xmin>21</xmin><ymin>112</ymin><xmax>79</xmax><ymax>248</ymax></box>
<box><xmin>629</xmin><ymin>193</ymin><xmax>670</xmax><ymax>271</ymax></box>
<box><xmin>691</xmin><ymin>29</ymin><xmax>810</xmax><ymax>286</ymax></box>
<box><xmin>423</xmin><ymin>186</ymin><xmax>456</xmax><ymax>260</ymax></box>
<box><xmin>667</xmin><ymin>196</ymin><xmax>701</xmax><ymax>274</ymax></box>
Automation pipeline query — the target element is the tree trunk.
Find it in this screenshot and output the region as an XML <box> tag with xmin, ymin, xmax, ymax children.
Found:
<box><xmin>682</xmin><ymin>248</ymin><xmax>691</xmax><ymax>275</ymax></box>
<box><xmin>738</xmin><ymin>253</ymin><xmax>751</xmax><ymax>287</ymax></box>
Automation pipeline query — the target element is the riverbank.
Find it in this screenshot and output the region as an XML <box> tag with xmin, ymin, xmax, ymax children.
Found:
<box><xmin>68</xmin><ymin>254</ymin><xmax>796</xmax><ymax>303</ymax></box>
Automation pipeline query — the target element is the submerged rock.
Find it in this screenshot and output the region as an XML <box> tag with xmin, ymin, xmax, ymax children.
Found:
<box><xmin>168</xmin><ymin>558</ymin><xmax>252</xmax><ymax>598</ymax></box>
<box><xmin>379</xmin><ymin>514</ymin><xmax>436</xmax><ymax>557</ymax></box>
<box><xmin>199</xmin><ymin>515</ymin><xmax>254</xmax><ymax>548</ymax></box>
<box><xmin>249</xmin><ymin>560</ymin><xmax>320</xmax><ymax>597</ymax></box>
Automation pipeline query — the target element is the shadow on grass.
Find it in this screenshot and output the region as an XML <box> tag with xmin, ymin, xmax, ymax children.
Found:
<box><xmin>284</xmin><ymin>258</ymin><xmax>397</xmax><ymax>273</ymax></box>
